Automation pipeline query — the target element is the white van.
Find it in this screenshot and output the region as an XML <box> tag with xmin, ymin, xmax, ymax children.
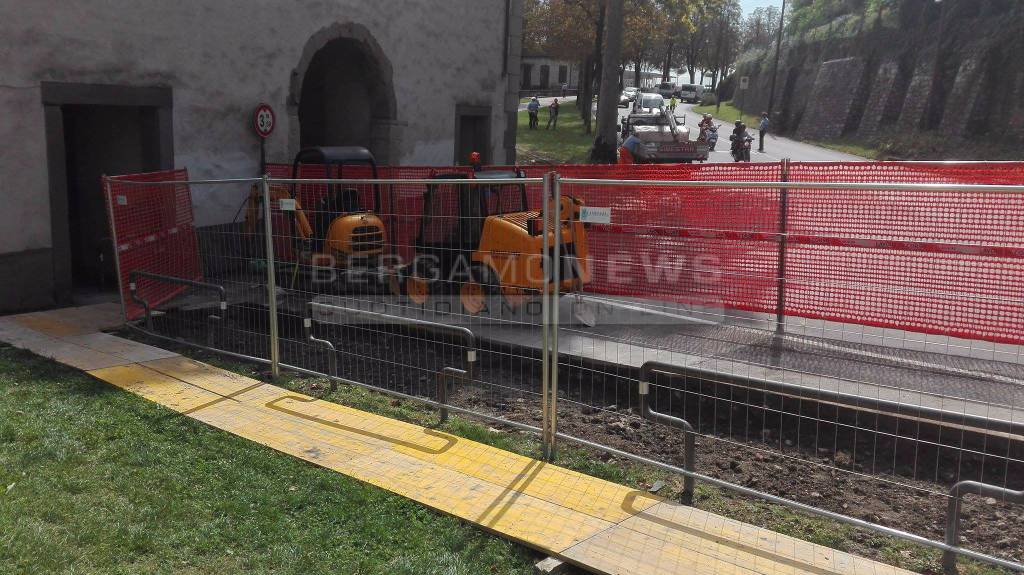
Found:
<box><xmin>678</xmin><ymin>84</ymin><xmax>704</xmax><ymax>103</ymax></box>
<box><xmin>657</xmin><ymin>82</ymin><xmax>676</xmax><ymax>98</ymax></box>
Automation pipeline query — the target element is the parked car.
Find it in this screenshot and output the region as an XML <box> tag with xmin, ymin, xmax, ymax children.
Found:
<box><xmin>656</xmin><ymin>82</ymin><xmax>676</xmax><ymax>98</ymax></box>
<box><xmin>618</xmin><ymin>92</ymin><xmax>631</xmax><ymax>107</ymax></box>
<box><xmin>623</xmin><ymin>86</ymin><xmax>639</xmax><ymax>102</ymax></box>
<box><xmin>678</xmin><ymin>83</ymin><xmax>704</xmax><ymax>103</ymax></box>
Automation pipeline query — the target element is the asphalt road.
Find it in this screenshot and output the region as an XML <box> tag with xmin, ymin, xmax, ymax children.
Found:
<box><xmin>671</xmin><ymin>103</ymin><xmax>866</xmax><ymax>163</ymax></box>
<box><xmin>520</xmin><ymin>96</ymin><xmax>866</xmax><ymax>163</ymax></box>
<box><xmin>611</xmin><ymin>101</ymin><xmax>865</xmax><ymax>163</ymax></box>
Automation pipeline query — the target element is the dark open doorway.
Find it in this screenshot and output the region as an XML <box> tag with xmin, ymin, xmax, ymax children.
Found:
<box><xmin>454</xmin><ymin>105</ymin><xmax>491</xmax><ymax>166</ymax></box>
<box><xmin>43</xmin><ymin>83</ymin><xmax>173</xmax><ymax>306</ymax></box>
<box><xmin>298</xmin><ymin>37</ymin><xmax>393</xmax><ymax>153</ymax></box>
<box><xmin>63</xmin><ymin>105</ymin><xmax>163</xmax><ymax>297</ymax></box>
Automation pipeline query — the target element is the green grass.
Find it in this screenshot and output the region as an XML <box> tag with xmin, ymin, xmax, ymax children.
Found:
<box><xmin>0</xmin><ymin>344</ymin><xmax>536</xmax><ymax>575</ymax></box>
<box><xmin>693</xmin><ymin>100</ymin><xmax>763</xmax><ymax>130</ymax></box>
<box><xmin>0</xmin><ymin>337</ymin><xmax>1010</xmax><ymax>575</ymax></box>
<box><xmin>515</xmin><ymin>108</ymin><xmax>595</xmax><ymax>164</ymax></box>
<box><xmin>804</xmin><ymin>137</ymin><xmax>881</xmax><ymax>159</ymax></box>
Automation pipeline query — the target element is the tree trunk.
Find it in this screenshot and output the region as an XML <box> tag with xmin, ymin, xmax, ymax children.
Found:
<box><xmin>661</xmin><ymin>40</ymin><xmax>674</xmax><ymax>81</ymax></box>
<box><xmin>576</xmin><ymin>60</ymin><xmax>586</xmax><ymax>111</ymax></box>
<box><xmin>592</xmin><ymin>0</ymin><xmax>625</xmax><ymax>163</ymax></box>
<box><xmin>634</xmin><ymin>55</ymin><xmax>643</xmax><ymax>88</ymax></box>
<box><xmin>582</xmin><ymin>3</ymin><xmax>606</xmax><ymax>135</ymax></box>
<box><xmin>581</xmin><ymin>54</ymin><xmax>593</xmax><ymax>128</ymax></box>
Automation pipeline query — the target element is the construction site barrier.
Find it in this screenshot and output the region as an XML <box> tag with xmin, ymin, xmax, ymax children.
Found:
<box><xmin>105</xmin><ymin>170</ymin><xmax>204</xmax><ymax>321</ymax></box>
<box><xmin>104</xmin><ymin>162</ymin><xmax>1024</xmax><ymax>574</ymax></box>
<box><xmin>259</xmin><ymin>160</ymin><xmax>1024</xmax><ymax>346</ymax></box>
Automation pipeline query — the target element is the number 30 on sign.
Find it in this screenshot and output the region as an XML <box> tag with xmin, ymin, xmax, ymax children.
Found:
<box><xmin>253</xmin><ymin>103</ymin><xmax>275</xmax><ymax>138</ymax></box>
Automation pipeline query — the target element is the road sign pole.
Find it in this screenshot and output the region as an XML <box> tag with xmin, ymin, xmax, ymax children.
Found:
<box><xmin>253</xmin><ymin>103</ymin><xmax>275</xmax><ymax>175</ymax></box>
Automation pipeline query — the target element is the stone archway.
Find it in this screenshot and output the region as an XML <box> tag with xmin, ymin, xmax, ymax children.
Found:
<box><xmin>288</xmin><ymin>23</ymin><xmax>399</xmax><ymax>163</ymax></box>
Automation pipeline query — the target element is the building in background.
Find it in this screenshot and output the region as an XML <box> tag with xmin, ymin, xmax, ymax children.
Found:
<box><xmin>622</xmin><ymin>66</ymin><xmax>679</xmax><ymax>90</ymax></box>
<box><xmin>0</xmin><ymin>0</ymin><xmax>524</xmax><ymax>313</ymax></box>
<box><xmin>520</xmin><ymin>54</ymin><xmax>577</xmax><ymax>93</ymax></box>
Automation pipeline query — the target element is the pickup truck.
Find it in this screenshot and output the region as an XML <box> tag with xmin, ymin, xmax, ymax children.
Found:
<box><xmin>620</xmin><ymin>109</ymin><xmax>709</xmax><ymax>163</ymax></box>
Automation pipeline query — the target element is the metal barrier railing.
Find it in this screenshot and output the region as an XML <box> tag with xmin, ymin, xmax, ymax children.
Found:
<box><xmin>306</xmin><ymin>301</ymin><xmax>476</xmax><ymax>422</ymax></box>
<box><xmin>944</xmin><ymin>483</ymin><xmax>1024</xmax><ymax>573</ymax></box>
<box><xmin>128</xmin><ymin>270</ymin><xmax>226</xmax><ymax>347</ymax></box>
<box><xmin>107</xmin><ymin>168</ymin><xmax>1024</xmax><ymax>574</ymax></box>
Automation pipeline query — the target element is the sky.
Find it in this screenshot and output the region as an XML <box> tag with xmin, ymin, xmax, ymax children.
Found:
<box><xmin>740</xmin><ymin>0</ymin><xmax>782</xmax><ymax>15</ymax></box>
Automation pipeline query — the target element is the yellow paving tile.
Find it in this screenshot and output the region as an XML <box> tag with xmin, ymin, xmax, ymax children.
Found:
<box><xmin>190</xmin><ymin>400</ymin><xmax>381</xmax><ymax>460</ymax></box>
<box><xmin>65</xmin><ymin>332</ymin><xmax>179</xmax><ymax>363</ymax></box>
<box><xmin>338</xmin><ymin>448</ymin><xmax>615</xmax><ymax>552</ymax></box>
<box><xmin>183</xmin><ymin>390</ymin><xmax>617</xmax><ymax>552</ymax></box>
<box><xmin>13</xmin><ymin>313</ymin><xmax>94</xmax><ymax>337</ymax></box>
<box><xmin>23</xmin><ymin>338</ymin><xmax>133</xmax><ymax>371</ymax></box>
<box><xmin>234</xmin><ymin>385</ymin><xmax>663</xmax><ymax>523</ymax></box>
<box><xmin>89</xmin><ymin>364</ymin><xmax>224</xmax><ymax>413</ymax></box>
<box><xmin>52</xmin><ymin>302</ymin><xmax>125</xmax><ymax>332</ymax></box>
<box><xmin>7</xmin><ymin>303</ymin><xmax>123</xmax><ymax>338</ymax></box>
<box><xmin>562</xmin><ymin>500</ymin><xmax>908</xmax><ymax>575</ymax></box>
<box><xmin>141</xmin><ymin>356</ymin><xmax>260</xmax><ymax>397</ymax></box>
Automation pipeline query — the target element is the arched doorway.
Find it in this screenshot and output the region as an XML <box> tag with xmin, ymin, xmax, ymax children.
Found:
<box><xmin>290</xmin><ymin>24</ymin><xmax>397</xmax><ymax>162</ymax></box>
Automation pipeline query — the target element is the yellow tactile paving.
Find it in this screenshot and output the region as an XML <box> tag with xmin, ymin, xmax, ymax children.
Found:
<box><xmin>141</xmin><ymin>356</ymin><xmax>266</xmax><ymax>397</ymax></box>
<box><xmin>65</xmin><ymin>332</ymin><xmax>178</xmax><ymax>363</ymax></box>
<box><xmin>11</xmin><ymin>303</ymin><xmax>122</xmax><ymax>337</ymax></box>
<box><xmin>561</xmin><ymin>499</ymin><xmax>904</xmax><ymax>575</ymax></box>
<box><xmin>12</xmin><ymin>313</ymin><xmax>95</xmax><ymax>337</ymax></box>
<box><xmin>146</xmin><ymin>370</ymin><xmax>662</xmax><ymax>525</ymax></box>
<box><xmin>89</xmin><ymin>364</ymin><xmax>224</xmax><ymax>413</ymax></box>
<box><xmin>1</xmin><ymin>305</ymin><xmax>921</xmax><ymax>575</ymax></box>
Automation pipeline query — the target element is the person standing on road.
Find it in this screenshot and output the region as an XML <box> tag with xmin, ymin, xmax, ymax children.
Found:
<box><xmin>758</xmin><ymin>112</ymin><xmax>770</xmax><ymax>153</ymax></box>
<box><xmin>546</xmin><ymin>98</ymin><xmax>560</xmax><ymax>130</ymax></box>
<box><xmin>527</xmin><ymin>96</ymin><xmax>540</xmax><ymax>130</ymax></box>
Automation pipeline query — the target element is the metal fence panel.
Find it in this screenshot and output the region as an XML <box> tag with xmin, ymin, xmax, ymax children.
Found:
<box><xmin>104</xmin><ymin>163</ymin><xmax>1024</xmax><ymax>573</ymax></box>
<box><xmin>554</xmin><ymin>175</ymin><xmax>1024</xmax><ymax>573</ymax></box>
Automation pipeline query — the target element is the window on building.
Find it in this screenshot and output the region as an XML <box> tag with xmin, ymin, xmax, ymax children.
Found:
<box><xmin>521</xmin><ymin>64</ymin><xmax>533</xmax><ymax>89</ymax></box>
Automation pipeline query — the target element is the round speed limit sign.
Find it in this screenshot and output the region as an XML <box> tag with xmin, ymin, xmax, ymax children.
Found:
<box><xmin>253</xmin><ymin>103</ymin><xmax>275</xmax><ymax>138</ymax></box>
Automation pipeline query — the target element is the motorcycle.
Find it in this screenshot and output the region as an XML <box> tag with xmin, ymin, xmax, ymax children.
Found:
<box><xmin>729</xmin><ymin>133</ymin><xmax>753</xmax><ymax>162</ymax></box>
<box><xmin>703</xmin><ymin>123</ymin><xmax>720</xmax><ymax>151</ymax></box>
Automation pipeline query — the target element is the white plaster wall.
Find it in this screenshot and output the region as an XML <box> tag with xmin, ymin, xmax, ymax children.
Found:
<box><xmin>0</xmin><ymin>0</ymin><xmax>517</xmax><ymax>240</ymax></box>
<box><xmin>521</xmin><ymin>57</ymin><xmax>576</xmax><ymax>89</ymax></box>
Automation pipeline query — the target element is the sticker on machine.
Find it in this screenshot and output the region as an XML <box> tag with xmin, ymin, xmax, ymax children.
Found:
<box><xmin>579</xmin><ymin>206</ymin><xmax>611</xmax><ymax>224</ymax></box>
